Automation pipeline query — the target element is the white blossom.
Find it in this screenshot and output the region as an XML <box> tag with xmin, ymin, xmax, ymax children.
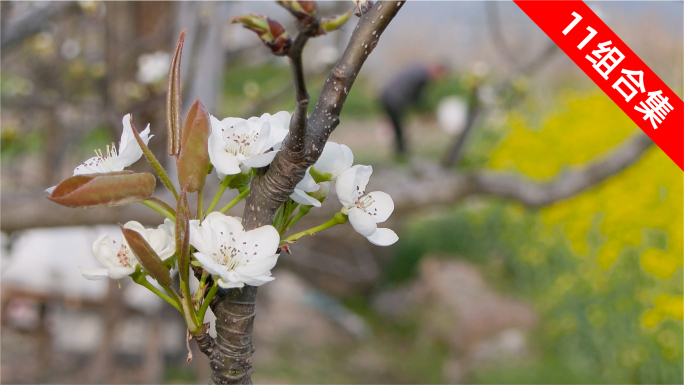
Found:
<box><xmin>136</xmin><ymin>51</ymin><xmax>171</xmax><ymax>84</ymax></box>
<box><xmin>189</xmin><ymin>212</ymin><xmax>280</xmax><ymax>288</ymax></box>
<box><xmin>336</xmin><ymin>165</ymin><xmax>398</xmax><ymax>246</ymax></box>
<box><xmin>310</xmin><ymin>141</ymin><xmax>354</xmax><ymax>181</ymax></box>
<box><xmin>46</xmin><ymin>114</ymin><xmax>151</xmax><ymax>194</ymax></box>
<box><xmin>74</xmin><ymin>114</ymin><xmax>152</xmax><ymax>175</ymax></box>
<box><xmin>208</xmin><ymin>112</ymin><xmax>290</xmax><ymax>178</ymax></box>
<box><xmin>290</xmin><ymin>167</ymin><xmax>322</xmax><ymax>207</ymax></box>
<box><xmin>79</xmin><ymin>220</ymin><xmax>175</xmax><ymax>280</ymax></box>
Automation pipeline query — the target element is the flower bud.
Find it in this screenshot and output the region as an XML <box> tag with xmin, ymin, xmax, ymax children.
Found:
<box><xmin>352</xmin><ymin>0</ymin><xmax>373</xmax><ymax>16</ymax></box>
<box><xmin>321</xmin><ymin>8</ymin><xmax>354</xmax><ymax>33</ymax></box>
<box><xmin>231</xmin><ymin>15</ymin><xmax>292</xmax><ymax>56</ymax></box>
<box><xmin>277</xmin><ymin>1</ymin><xmax>323</xmax><ymax>35</ymax></box>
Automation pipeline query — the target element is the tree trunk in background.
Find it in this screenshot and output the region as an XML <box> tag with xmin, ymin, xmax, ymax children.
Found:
<box><xmin>177</xmin><ymin>2</ymin><xmax>230</xmax><ymax>115</ymax></box>
<box><xmin>88</xmin><ymin>279</ymin><xmax>123</xmax><ymax>383</ymax></box>
<box><xmin>104</xmin><ymin>1</ymin><xmax>174</xmax><ymax>164</ymax></box>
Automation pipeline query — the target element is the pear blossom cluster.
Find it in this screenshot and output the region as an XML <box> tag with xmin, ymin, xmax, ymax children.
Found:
<box><xmin>70</xmin><ymin>110</ymin><xmax>398</xmax><ymax>288</ymax></box>
<box><xmin>45</xmin><ymin>18</ymin><xmax>396</xmax><ymax>356</ymax></box>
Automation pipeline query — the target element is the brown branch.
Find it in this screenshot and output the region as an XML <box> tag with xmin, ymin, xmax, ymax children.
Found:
<box><xmin>244</xmin><ymin>1</ymin><xmax>404</xmax><ymax>230</ymax></box>
<box><xmin>192</xmin><ymin>3</ymin><xmax>405</xmax><ymax>384</ymax></box>
<box><xmin>469</xmin><ymin>132</ymin><xmax>654</xmax><ymax>207</ymax></box>
<box><xmin>485</xmin><ymin>2</ymin><xmax>519</xmax><ymax>67</ymax></box>
<box><xmin>284</xmin><ymin>33</ymin><xmax>312</xmax><ymax>153</ymax></box>
<box><xmin>1</xmin><ymin>2</ymin><xmax>76</xmax><ymax>49</ymax></box>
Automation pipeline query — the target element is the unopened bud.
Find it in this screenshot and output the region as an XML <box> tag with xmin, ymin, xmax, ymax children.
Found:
<box><xmin>231</xmin><ymin>15</ymin><xmax>292</xmax><ymax>56</ymax></box>
<box><xmin>277</xmin><ymin>1</ymin><xmax>322</xmax><ymax>36</ymax></box>
<box><xmin>277</xmin><ymin>1</ymin><xmax>317</xmax><ymax>18</ymax></box>
<box><xmin>352</xmin><ymin>0</ymin><xmax>373</xmax><ymax>16</ymax></box>
<box><xmin>321</xmin><ymin>8</ymin><xmax>354</xmax><ymax>33</ymax></box>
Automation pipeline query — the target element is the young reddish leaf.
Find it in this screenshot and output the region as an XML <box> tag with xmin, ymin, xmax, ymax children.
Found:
<box><xmin>129</xmin><ymin>115</ymin><xmax>179</xmax><ymax>199</ymax></box>
<box><xmin>47</xmin><ymin>171</ymin><xmax>155</xmax><ymax>208</ymax></box>
<box><xmin>119</xmin><ymin>224</ymin><xmax>173</xmax><ymax>288</ymax></box>
<box><xmin>177</xmin><ymin>99</ymin><xmax>210</xmax><ymax>193</ymax></box>
<box><xmin>231</xmin><ymin>15</ymin><xmax>292</xmax><ymax>56</ymax></box>
<box><xmin>167</xmin><ymin>30</ymin><xmax>186</xmax><ymax>156</ymax></box>
<box><xmin>175</xmin><ymin>189</ymin><xmax>192</xmax><ymax>283</ymax></box>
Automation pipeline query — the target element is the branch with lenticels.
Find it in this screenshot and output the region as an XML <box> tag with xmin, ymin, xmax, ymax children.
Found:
<box><xmin>243</xmin><ymin>1</ymin><xmax>404</xmax><ymax>230</ymax></box>
<box><xmin>192</xmin><ymin>3</ymin><xmax>404</xmax><ymax>384</ymax></box>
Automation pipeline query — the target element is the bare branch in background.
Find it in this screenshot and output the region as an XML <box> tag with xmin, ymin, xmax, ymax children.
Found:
<box><xmin>485</xmin><ymin>2</ymin><xmax>519</xmax><ymax>67</ymax></box>
<box><xmin>442</xmin><ymin>3</ymin><xmax>561</xmax><ymax>170</ymax></box>
<box><xmin>1</xmin><ymin>2</ymin><xmax>76</xmax><ymax>49</ymax></box>
<box><xmin>470</xmin><ymin>132</ymin><xmax>654</xmax><ymax>207</ymax></box>
<box><xmin>1</xmin><ymin>130</ymin><xmax>655</xmax><ymax>233</ymax></box>
<box><xmin>441</xmin><ymin>84</ymin><xmax>482</xmax><ymax>168</ymax></box>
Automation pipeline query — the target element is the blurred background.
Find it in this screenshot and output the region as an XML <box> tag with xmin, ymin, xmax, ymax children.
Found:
<box><xmin>1</xmin><ymin>1</ymin><xmax>682</xmax><ymax>383</ymax></box>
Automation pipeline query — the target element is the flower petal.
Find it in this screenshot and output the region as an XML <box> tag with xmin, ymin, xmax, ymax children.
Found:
<box><xmin>348</xmin><ymin>207</ymin><xmax>377</xmax><ymax>237</ymax></box>
<box><xmin>240</xmin><ymin>151</ymin><xmax>278</xmax><ymax>168</ymax></box>
<box><xmin>217</xmin><ymin>279</ymin><xmax>245</xmax><ymax>289</ymax></box>
<box><xmin>250</xmin><ymin>120</ymin><xmax>270</xmax><ymax>156</ymax></box>
<box><xmin>240</xmin><ymin>225</ymin><xmax>280</xmax><ymax>262</ymax></box>
<box><xmin>108</xmin><ymin>266</ymin><xmax>136</xmax><ymax>279</ymax></box>
<box><xmin>92</xmin><ymin>234</ymin><xmax>117</xmax><ymax>268</ymax></box>
<box><xmin>340</xmin><ymin>144</ymin><xmax>354</xmax><ymax>172</ymax></box>
<box><xmin>313</xmin><ymin>142</ymin><xmax>353</xmax><ymax>181</ymax></box>
<box><xmin>192</xmin><ymin>252</ymin><xmax>226</xmax><ymax>277</ymax></box>
<box><xmin>264</xmin><ymin>112</ymin><xmax>290</xmax><ymax>150</ymax></box>
<box><xmin>123</xmin><ymin>220</ymin><xmax>147</xmax><ymax>235</ymax></box>
<box><xmin>74</xmin><ymin>156</ymin><xmax>109</xmax><ymax>175</ymax></box>
<box><xmin>236</xmin><ymin>254</ymin><xmax>278</xmax><ymax>277</ymax></box>
<box><xmin>296</xmin><ymin>168</ymin><xmax>319</xmax><ymax>192</ymax></box>
<box><xmin>290</xmin><ymin>189</ymin><xmax>322</xmax><ymax>207</ymax></box>
<box><xmin>335</xmin><ymin>165</ymin><xmax>372</xmax><ymax>206</ymax></box>
<box><xmin>79</xmin><ymin>266</ymin><xmax>109</xmax><ymax>280</ymax></box>
<box><xmin>118</xmin><ymin>114</ymin><xmax>134</xmax><ymax>154</ymax></box>
<box><xmin>238</xmin><ymin>273</ymin><xmax>275</xmax><ymax>287</ymax></box>
<box><xmin>113</xmin><ymin>117</ymin><xmax>146</xmax><ymax>170</ymax></box>
<box><xmin>366</xmin><ymin>228</ymin><xmax>399</xmax><ymax>246</ymax></box>
<box><xmin>208</xmin><ymin>120</ymin><xmax>241</xmax><ymax>176</ymax></box>
<box><xmin>365</xmin><ymin>191</ymin><xmax>394</xmax><ymax>223</ymax></box>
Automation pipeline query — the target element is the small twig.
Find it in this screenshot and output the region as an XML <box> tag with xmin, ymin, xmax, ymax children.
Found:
<box><xmin>284</xmin><ymin>33</ymin><xmax>311</xmax><ymax>153</ymax></box>
<box><xmin>442</xmin><ymin>84</ymin><xmax>482</xmax><ymax>168</ymax></box>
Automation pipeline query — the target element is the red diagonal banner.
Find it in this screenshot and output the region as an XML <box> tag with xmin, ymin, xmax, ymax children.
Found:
<box><xmin>514</xmin><ymin>0</ymin><xmax>683</xmax><ymax>170</ymax></box>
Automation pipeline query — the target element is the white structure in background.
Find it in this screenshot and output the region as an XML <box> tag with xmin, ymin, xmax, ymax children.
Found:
<box><xmin>437</xmin><ymin>96</ymin><xmax>468</xmax><ymax>135</ymax></box>
<box><xmin>1</xmin><ymin>226</ymin><xmax>179</xmax><ymax>353</ymax></box>
<box><xmin>136</xmin><ymin>51</ymin><xmax>172</xmax><ymax>84</ymax></box>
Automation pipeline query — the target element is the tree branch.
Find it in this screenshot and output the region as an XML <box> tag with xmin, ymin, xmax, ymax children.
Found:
<box><xmin>194</xmin><ymin>4</ymin><xmax>405</xmax><ymax>384</ymax></box>
<box><xmin>1</xmin><ymin>2</ymin><xmax>76</xmax><ymax>49</ymax></box>
<box><xmin>441</xmin><ymin>84</ymin><xmax>482</xmax><ymax>168</ymax></box>
<box><xmin>284</xmin><ymin>33</ymin><xmax>311</xmax><ymax>153</ymax></box>
<box><xmin>469</xmin><ymin>132</ymin><xmax>654</xmax><ymax>207</ymax></box>
<box><xmin>485</xmin><ymin>2</ymin><xmax>519</xmax><ymax>67</ymax></box>
<box><xmin>243</xmin><ymin>1</ymin><xmax>405</xmax><ymax>230</ymax></box>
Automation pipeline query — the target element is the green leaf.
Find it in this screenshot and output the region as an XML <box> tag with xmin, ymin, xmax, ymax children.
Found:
<box><xmin>167</xmin><ymin>30</ymin><xmax>185</xmax><ymax>156</ymax></box>
<box><xmin>120</xmin><ymin>224</ymin><xmax>173</xmax><ymax>288</ymax></box>
<box><xmin>177</xmin><ymin>99</ymin><xmax>211</xmax><ymax>193</ymax></box>
<box><xmin>176</xmin><ymin>189</ymin><xmax>192</xmax><ymax>283</ymax></box>
<box><xmin>129</xmin><ymin>115</ymin><xmax>178</xmax><ymax>200</ymax></box>
<box><xmin>47</xmin><ymin>171</ymin><xmax>155</xmax><ymax>208</ymax></box>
